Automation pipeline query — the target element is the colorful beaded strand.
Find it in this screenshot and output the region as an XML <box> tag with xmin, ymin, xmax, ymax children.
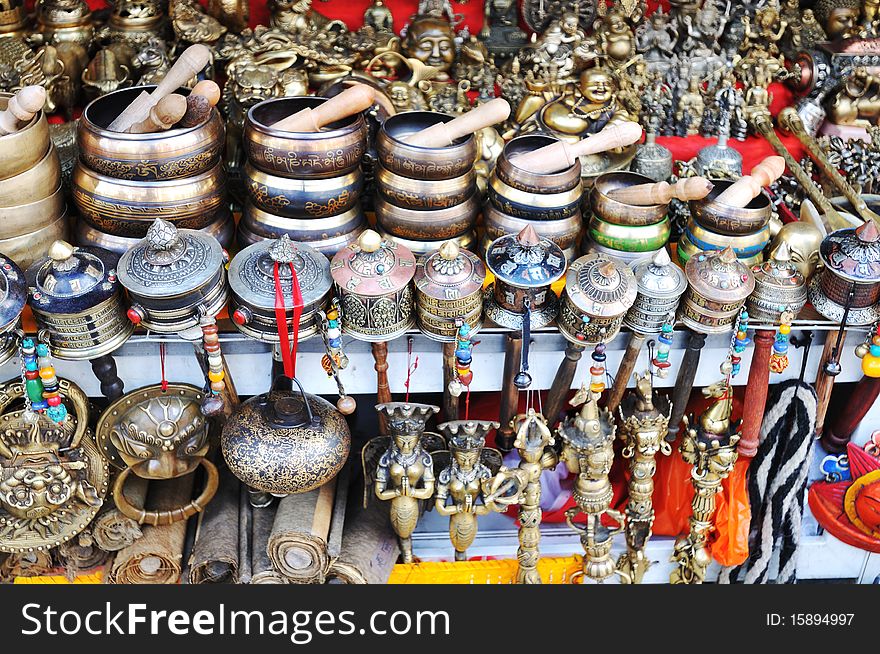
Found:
<box><xmin>769</xmin><ymin>310</ymin><xmax>793</xmax><ymax>374</ymax></box>
<box><xmin>652</xmin><ymin>314</ymin><xmax>674</xmax><ymax>379</ymax></box>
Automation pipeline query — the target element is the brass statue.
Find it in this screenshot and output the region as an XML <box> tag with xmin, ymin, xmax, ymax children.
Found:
<box><xmin>669</xmin><ymin>381</ymin><xmax>740</xmax><ymax>585</ymax></box>
<box><xmin>786</xmin><ymin>9</ymin><xmax>826</xmax><ymax>50</ymax></box>
<box><xmin>770</xmin><ymin>221</ymin><xmax>823</xmax><ymax>280</ymax></box>
<box><xmin>559</xmin><ymin>387</ymin><xmax>627</xmax><ymax>583</ymax></box>
<box><xmin>828</xmin><ymin>66</ymin><xmax>880</xmax><ymax>128</ymax></box>
<box><xmin>813</xmin><ymin>0</ymin><xmax>861</xmax><ymax>41</ymax></box>
<box><xmin>171</xmin><ymin>0</ymin><xmax>228</xmax><ymax>45</ymax></box>
<box><xmin>741</xmin><ymin>5</ymin><xmax>787</xmax><ymax>58</ymax></box>
<box><xmin>743</xmin><ymin>67</ymin><xmax>774</xmax><ymax>134</ymax></box>
<box><xmin>539</xmin><ymin>65</ymin><xmax>630</xmax><ymax>138</ymax></box>
<box><xmin>402</xmin><ymin>14</ymin><xmax>457</xmax><ymax>81</ymax></box>
<box><xmin>270</xmin><ymin>0</ymin><xmax>343</xmax><ymax>36</ymax></box>
<box><xmin>595</xmin><ymin>9</ymin><xmax>636</xmax><ymax>67</ymax></box>
<box><xmin>616</xmin><ymin>373</ymin><xmax>671</xmax><ymax>584</ymax></box>
<box><xmin>82</xmin><ymin>49</ymin><xmax>132</xmax><ymax>101</ymax></box>
<box><xmin>675</xmin><ymin>76</ymin><xmax>704</xmax><ymax>136</ymax></box>
<box><xmin>479</xmin><ymin>0</ymin><xmax>527</xmax><ymax>58</ymax></box>
<box><xmin>635</xmin><ymin>8</ymin><xmax>678</xmax><ymax>74</ymax></box>
<box><xmin>364</xmin><ymin>0</ymin><xmax>394</xmax><ymax>34</ymax></box>
<box><xmin>363</xmin><ymin>403</ymin><xmax>442</xmax><ymax>563</ymax></box>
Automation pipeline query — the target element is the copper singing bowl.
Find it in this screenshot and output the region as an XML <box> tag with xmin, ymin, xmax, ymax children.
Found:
<box><xmin>590</xmin><ymin>171</ymin><xmax>668</xmax><ymax>226</ymax></box>
<box><xmin>377</xmin><ymin>110</ymin><xmax>477</xmax><ymax>181</ymax></box>
<box><xmin>78</xmin><ymin>85</ymin><xmax>225</xmax><ymax>181</ymax></box>
<box><xmin>76</xmin><ymin>211</ymin><xmax>235</xmax><ymax>255</ymax></box>
<box><xmin>688</xmin><ymin>179</ymin><xmax>772</xmax><ymax>236</ymax></box>
<box><xmin>495</xmin><ymin>134</ymin><xmax>582</xmax><ymax>194</ymax></box>
<box><xmin>0</xmin><ymin>183</ymin><xmax>65</xmax><ymax>239</ymax></box>
<box><xmin>0</xmin><ymin>145</ymin><xmax>61</xmax><ymax>206</ymax></box>
<box><xmin>376</xmin><ymin>193</ymin><xmax>478</xmax><ymax>241</ymax></box>
<box><xmin>245</xmin><ymin>96</ymin><xmax>367</xmax><ymax>179</ymax></box>
<box><xmin>376</xmin><ymin>163</ymin><xmax>476</xmax><ymax>210</ymax></box>
<box><xmin>245</xmin><ymin>162</ymin><xmax>362</xmax><ymax>218</ymax></box>
<box><xmin>0</xmin><ymin>212</ymin><xmax>70</xmax><ymax>270</ymax></box>
<box><xmin>0</xmin><ymin>92</ymin><xmax>49</xmax><ymax>181</ymax></box>
<box><xmin>72</xmin><ymin>161</ymin><xmax>227</xmax><ymax>237</ymax></box>
<box><xmin>482</xmin><ymin>202</ymin><xmax>583</xmax><ymax>253</ymax></box>
<box><xmin>239</xmin><ymin>202</ymin><xmax>366</xmax><ymax>257</ymax></box>
<box><xmin>380</xmin><ymin>228</ymin><xmax>476</xmax><ymax>258</ymax></box>
<box><xmin>489</xmin><ymin>173</ymin><xmax>582</xmax><ymax>220</ymax></box>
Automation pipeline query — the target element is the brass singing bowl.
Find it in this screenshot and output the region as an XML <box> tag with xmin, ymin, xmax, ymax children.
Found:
<box><xmin>676</xmin><ymin>233</ymin><xmax>763</xmax><ymax>268</ymax></box>
<box><xmin>0</xmin><ymin>211</ymin><xmax>70</xmax><ymax>269</ymax></box>
<box><xmin>376</xmin><ymin>193</ymin><xmax>478</xmax><ymax>241</ymax></box>
<box><xmin>72</xmin><ymin>161</ymin><xmax>227</xmax><ymax>237</ymax></box>
<box><xmin>377</xmin><ymin>110</ymin><xmax>477</xmax><ymax>181</ymax></box>
<box><xmin>239</xmin><ymin>202</ymin><xmax>366</xmax><ymax>257</ymax></box>
<box><xmin>590</xmin><ymin>171</ymin><xmax>668</xmax><ymax>227</ymax></box>
<box><xmin>379</xmin><ymin>228</ymin><xmax>476</xmax><ymax>258</ymax></box>
<box><xmin>0</xmin><ymin>145</ymin><xmax>61</xmax><ymax>206</ymax></box>
<box><xmin>78</xmin><ymin>85</ymin><xmax>225</xmax><ymax>182</ymax></box>
<box><xmin>688</xmin><ymin>179</ymin><xmax>772</xmax><ymax>236</ymax></box>
<box><xmin>0</xmin><ymin>92</ymin><xmax>49</xmax><ymax>181</ymax></box>
<box><xmin>582</xmin><ymin>238</ymin><xmax>662</xmax><ymax>266</ymax></box>
<box><xmin>245</xmin><ymin>162</ymin><xmax>362</xmax><ymax>218</ymax></box>
<box><xmin>685</xmin><ymin>219</ymin><xmax>770</xmax><ymax>258</ymax></box>
<box><xmin>489</xmin><ymin>173</ymin><xmax>583</xmax><ymax>220</ymax></box>
<box><xmin>0</xmin><ymin>183</ymin><xmax>65</xmax><ymax>239</ymax></box>
<box><xmin>376</xmin><ymin>163</ymin><xmax>476</xmax><ymax>210</ymax></box>
<box><xmin>482</xmin><ymin>202</ymin><xmax>583</xmax><ymax>254</ymax></box>
<box><xmin>245</xmin><ymin>96</ymin><xmax>367</xmax><ymax>179</ymax></box>
<box><xmin>495</xmin><ymin>134</ymin><xmax>582</xmax><ymax>194</ymax></box>
<box><xmin>76</xmin><ymin>210</ymin><xmax>234</xmax><ymax>255</ymax></box>
<box><xmin>589</xmin><ymin>215</ymin><xmax>671</xmax><ymax>252</ymax></box>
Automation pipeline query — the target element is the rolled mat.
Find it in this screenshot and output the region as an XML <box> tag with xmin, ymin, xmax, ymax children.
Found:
<box><xmin>268</xmin><ymin>478</ymin><xmax>337</xmax><ymax>584</ymax></box>
<box><xmin>93</xmin><ymin>474</ymin><xmax>148</xmax><ymax>552</ymax></box>
<box><xmin>327</xmin><ymin>498</ymin><xmax>399</xmax><ymax>584</ymax></box>
<box><xmin>237</xmin><ymin>484</ymin><xmax>253</xmax><ymax>584</ymax></box>
<box><xmin>189</xmin><ymin>463</ymin><xmax>240</xmax><ymax>584</ymax></box>
<box><xmin>58</xmin><ymin>530</ymin><xmax>109</xmax><ymax>581</ymax></box>
<box><xmin>109</xmin><ymin>473</ymin><xmax>195</xmax><ymax>584</ymax></box>
<box><xmin>0</xmin><ymin>551</ymin><xmax>55</xmax><ymax>581</ymax></box>
<box><xmin>251</xmin><ymin>502</ymin><xmax>287</xmax><ymax>584</ymax></box>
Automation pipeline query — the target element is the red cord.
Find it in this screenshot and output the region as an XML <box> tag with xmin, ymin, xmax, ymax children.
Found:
<box><xmin>404</xmin><ymin>337</ymin><xmax>419</xmax><ymax>403</ymax></box>
<box><xmin>274</xmin><ymin>262</ymin><xmax>304</xmax><ymax>378</ymax></box>
<box><xmin>159</xmin><ymin>342</ymin><xmax>168</xmax><ymax>392</ymax></box>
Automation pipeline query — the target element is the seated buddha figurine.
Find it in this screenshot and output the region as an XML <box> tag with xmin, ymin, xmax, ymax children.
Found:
<box><xmin>540</xmin><ymin>65</ymin><xmax>630</xmax><ymax>139</ymax></box>
<box><xmin>402</xmin><ymin>14</ymin><xmax>456</xmax><ymax>82</ymax></box>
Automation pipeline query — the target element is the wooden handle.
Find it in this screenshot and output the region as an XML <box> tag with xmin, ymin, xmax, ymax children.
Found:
<box><xmin>0</xmin><ymin>86</ymin><xmax>46</xmax><ymax>136</ymax></box>
<box><xmin>497</xmin><ymin>333</ymin><xmax>523</xmax><ymax>452</ymax></box>
<box><xmin>607</xmin><ymin>177</ymin><xmax>714</xmax><ymax>206</ymax></box>
<box><xmin>513</xmin><ymin>121</ymin><xmax>642</xmax><ymax>174</ymax></box>
<box><xmin>738</xmin><ymin>329</ymin><xmax>774</xmax><ymax>457</ymax></box>
<box><xmin>372</xmin><ymin>341</ymin><xmax>391</xmax><ymax>436</ymax></box>
<box><xmin>606</xmin><ymin>332</ymin><xmax>646</xmax><ymax>414</ymax></box>
<box><xmin>404</xmin><ymin>98</ymin><xmax>511</xmax><ymax>147</ymax></box>
<box><xmin>814</xmin><ymin>330</ymin><xmax>841</xmax><ymax>439</ymax></box>
<box><xmin>442</xmin><ymin>341</ymin><xmax>459</xmax><ymax>423</ymax></box>
<box><xmin>127</xmin><ymin>94</ymin><xmax>187</xmax><ymax>133</ymax></box>
<box><xmin>543</xmin><ymin>341</ymin><xmax>585</xmax><ymax>427</ymax></box>
<box><xmin>271</xmin><ymin>85</ymin><xmax>375</xmax><ymax>132</ymax></box>
<box><xmin>667</xmin><ymin>330</ymin><xmax>707</xmax><ymax>441</ymax></box>
<box><xmin>152</xmin><ymin>44</ymin><xmax>212</xmax><ymax>100</ymax></box>
<box><xmin>823</xmin><ymin>376</ymin><xmax>880</xmax><ymax>454</ymax></box>
<box><xmin>714</xmin><ymin>156</ymin><xmax>786</xmax><ymax>207</ymax></box>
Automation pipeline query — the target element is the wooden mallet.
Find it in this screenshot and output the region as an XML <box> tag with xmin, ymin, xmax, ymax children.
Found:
<box><xmin>0</xmin><ymin>86</ymin><xmax>46</xmax><ymax>136</ymax></box>
<box><xmin>512</xmin><ymin>121</ymin><xmax>643</xmax><ymax>175</ymax></box>
<box><xmin>179</xmin><ymin>80</ymin><xmax>221</xmax><ymax>128</ymax></box>
<box><xmin>270</xmin><ymin>84</ymin><xmax>376</xmax><ymax>133</ymax></box>
<box><xmin>402</xmin><ymin>98</ymin><xmax>511</xmax><ymax>148</ymax></box>
<box><xmin>714</xmin><ymin>156</ymin><xmax>786</xmax><ymax>207</ymax></box>
<box><xmin>607</xmin><ymin>177</ymin><xmax>714</xmax><ymax>206</ymax></box>
<box><xmin>128</xmin><ymin>94</ymin><xmax>188</xmax><ymax>134</ymax></box>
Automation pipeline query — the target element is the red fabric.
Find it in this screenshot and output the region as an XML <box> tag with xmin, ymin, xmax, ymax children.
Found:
<box><xmin>273</xmin><ymin>261</ymin><xmax>304</xmax><ymax>378</ymax></box>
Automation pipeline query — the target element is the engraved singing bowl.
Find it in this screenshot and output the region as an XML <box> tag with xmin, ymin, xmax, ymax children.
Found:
<box><xmin>245</xmin><ymin>96</ymin><xmax>368</xmax><ymax>179</ymax></box>
<box><xmin>78</xmin><ymin>85</ymin><xmax>224</xmax><ymax>182</ymax></box>
<box><xmin>688</xmin><ymin>179</ymin><xmax>772</xmax><ymax>236</ymax></box>
<box><xmin>380</xmin><ymin>228</ymin><xmax>477</xmax><ymax>258</ymax></box>
<box><xmin>376</xmin><ymin>163</ymin><xmax>476</xmax><ymax>210</ymax></box>
<box><xmin>244</xmin><ymin>162</ymin><xmax>362</xmax><ymax>218</ymax></box>
<box><xmin>239</xmin><ymin>202</ymin><xmax>366</xmax><ymax>257</ymax></box>
<box><xmin>676</xmin><ymin>233</ymin><xmax>763</xmax><ymax>268</ymax></box>
<box><xmin>0</xmin><ymin>145</ymin><xmax>61</xmax><ymax>206</ymax></box>
<box><xmin>489</xmin><ymin>172</ymin><xmax>583</xmax><ymax>220</ymax></box>
<box><xmin>685</xmin><ymin>219</ymin><xmax>770</xmax><ymax>258</ymax></box>
<box><xmin>376</xmin><ymin>110</ymin><xmax>477</xmax><ymax>181</ymax></box>
<box><xmin>0</xmin><ymin>212</ymin><xmax>70</xmax><ymax>270</ymax></box>
<box><xmin>0</xmin><ymin>184</ymin><xmax>65</xmax><ymax>239</ymax></box>
<box><xmin>0</xmin><ymin>92</ymin><xmax>49</xmax><ymax>181</ymax></box>
<box><xmin>482</xmin><ymin>202</ymin><xmax>583</xmax><ymax>253</ymax></box>
<box><xmin>590</xmin><ymin>171</ymin><xmax>668</xmax><ymax>227</ymax></box>
<box><xmin>494</xmin><ymin>134</ymin><xmax>582</xmax><ymax>194</ymax></box>
<box><xmin>589</xmin><ymin>215</ymin><xmax>671</xmax><ymax>252</ymax></box>
<box><xmin>72</xmin><ymin>161</ymin><xmax>227</xmax><ymax>237</ymax></box>
<box><xmin>582</xmin><ymin>238</ymin><xmax>661</xmax><ymax>266</ymax></box>
<box><xmin>376</xmin><ymin>193</ymin><xmax>479</xmax><ymax>241</ymax></box>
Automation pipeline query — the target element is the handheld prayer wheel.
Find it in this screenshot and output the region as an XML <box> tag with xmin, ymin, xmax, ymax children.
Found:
<box><xmin>680</xmin><ymin>247</ymin><xmax>756</xmax><ymax>334</ymax></box>
<box><xmin>0</xmin><ymin>254</ymin><xmax>26</xmax><ymax>366</ymax></box>
<box><xmin>624</xmin><ymin>249</ymin><xmax>687</xmax><ymax>335</ymax></box>
<box><xmin>747</xmin><ymin>243</ymin><xmax>808</xmax><ymax>323</ymax></box>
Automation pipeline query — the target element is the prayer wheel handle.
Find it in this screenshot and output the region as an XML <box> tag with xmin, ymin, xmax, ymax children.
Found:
<box><xmin>0</xmin><ymin>377</ymin><xmax>90</xmax><ymax>449</ymax></box>
<box><xmin>112</xmin><ymin>458</ymin><xmax>219</xmax><ymax>526</ymax></box>
<box><xmin>269</xmin><ymin>375</ymin><xmax>320</xmax><ymax>429</ymax></box>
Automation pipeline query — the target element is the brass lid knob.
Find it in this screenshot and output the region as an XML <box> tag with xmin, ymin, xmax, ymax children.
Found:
<box><xmin>358</xmin><ymin>229</ymin><xmax>383</xmax><ymax>253</ymax></box>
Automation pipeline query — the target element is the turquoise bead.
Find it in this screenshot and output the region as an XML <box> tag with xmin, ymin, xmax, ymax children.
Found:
<box><xmin>870</xmin><ymin>345</ymin><xmax>880</xmax><ymax>357</ymax></box>
<box><xmin>47</xmin><ymin>405</ymin><xmax>67</xmax><ymax>423</ymax></box>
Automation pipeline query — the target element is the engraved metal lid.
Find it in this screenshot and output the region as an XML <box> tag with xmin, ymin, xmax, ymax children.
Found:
<box><xmin>0</xmin><ymin>253</ymin><xmax>26</xmax><ymax>331</ymax></box>
<box><xmin>117</xmin><ymin>219</ymin><xmax>225</xmax><ymax>297</ymax></box>
<box><xmin>818</xmin><ymin>221</ymin><xmax>880</xmax><ymax>284</ymax></box>
<box><xmin>685</xmin><ymin>246</ymin><xmax>755</xmax><ymax>304</ymax></box>
<box><xmin>485</xmin><ymin>225</ymin><xmax>566</xmax><ymax>290</ymax></box>
<box><xmin>414</xmin><ymin>241</ymin><xmax>486</xmax><ymax>302</ymax></box>
<box><xmin>228</xmin><ymin>235</ymin><xmax>331</xmax><ymax>311</ymax></box>
<box><xmin>564</xmin><ymin>253</ymin><xmax>637</xmax><ymax>317</ymax></box>
<box><xmin>630</xmin><ymin>249</ymin><xmax>687</xmax><ymax>302</ymax></box>
<box><xmin>748</xmin><ymin>242</ymin><xmax>807</xmax><ymax>317</ymax></box>
<box><xmin>330</xmin><ymin>229</ymin><xmax>416</xmax><ymax>298</ymax></box>
<box><xmin>26</xmin><ymin>240</ymin><xmax>121</xmax><ymax>314</ymax></box>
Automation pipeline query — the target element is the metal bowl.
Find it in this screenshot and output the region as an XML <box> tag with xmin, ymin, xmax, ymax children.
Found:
<box><xmin>239</xmin><ymin>202</ymin><xmax>366</xmax><ymax>258</ymax></box>
<box><xmin>0</xmin><ymin>92</ymin><xmax>49</xmax><ymax>182</ymax></box>
<box><xmin>72</xmin><ymin>161</ymin><xmax>228</xmax><ymax>237</ymax></box>
<box><xmin>688</xmin><ymin>178</ymin><xmax>772</xmax><ymax>236</ymax></box>
<box><xmin>75</xmin><ymin>211</ymin><xmax>234</xmax><ymax>255</ymax></box>
<box><xmin>376</xmin><ymin>110</ymin><xmax>477</xmax><ymax>181</ymax></box>
<box><xmin>590</xmin><ymin>171</ymin><xmax>668</xmax><ymax>227</ymax></box>
<box><xmin>489</xmin><ymin>172</ymin><xmax>582</xmax><ymax>220</ymax></box>
<box><xmin>375</xmin><ymin>193</ymin><xmax>478</xmax><ymax>241</ymax></box>
<box><xmin>245</xmin><ymin>96</ymin><xmax>367</xmax><ymax>179</ymax></box>
<box><xmin>0</xmin><ymin>212</ymin><xmax>70</xmax><ymax>270</ymax></box>
<box><xmin>78</xmin><ymin>85</ymin><xmax>225</xmax><ymax>181</ymax></box>
<box><xmin>376</xmin><ymin>163</ymin><xmax>475</xmax><ymax>210</ymax></box>
<box><xmin>494</xmin><ymin>134</ymin><xmax>582</xmax><ymax>194</ymax></box>
<box><xmin>482</xmin><ymin>202</ymin><xmax>583</xmax><ymax>256</ymax></box>
<box><xmin>0</xmin><ymin>184</ymin><xmax>65</xmax><ymax>239</ymax></box>
<box><xmin>244</xmin><ymin>162</ymin><xmax>362</xmax><ymax>218</ymax></box>
<box><xmin>685</xmin><ymin>219</ymin><xmax>770</xmax><ymax>259</ymax></box>
<box><xmin>0</xmin><ymin>145</ymin><xmax>61</xmax><ymax>206</ymax></box>
<box><xmin>588</xmin><ymin>215</ymin><xmax>671</xmax><ymax>252</ymax></box>
<box><xmin>379</xmin><ymin>228</ymin><xmax>476</xmax><ymax>258</ymax></box>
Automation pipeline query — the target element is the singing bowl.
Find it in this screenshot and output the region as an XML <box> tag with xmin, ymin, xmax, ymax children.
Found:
<box><xmin>688</xmin><ymin>179</ymin><xmax>772</xmax><ymax>236</ymax></box>
<box><xmin>582</xmin><ymin>238</ymin><xmax>661</xmax><ymax>266</ymax></box>
<box><xmin>375</xmin><ymin>193</ymin><xmax>479</xmax><ymax>241</ymax></box>
<box><xmin>676</xmin><ymin>232</ymin><xmax>763</xmax><ymax>267</ymax></box>
<box><xmin>0</xmin><ymin>92</ymin><xmax>49</xmax><ymax>181</ymax></box>
<box><xmin>488</xmin><ymin>173</ymin><xmax>583</xmax><ymax>220</ymax></box>
<box><xmin>0</xmin><ymin>145</ymin><xmax>61</xmax><ymax>206</ymax></box>
<box><xmin>239</xmin><ymin>202</ymin><xmax>366</xmax><ymax>257</ymax></box>
<box><xmin>245</xmin><ymin>96</ymin><xmax>367</xmax><ymax>179</ymax></box>
<box><xmin>245</xmin><ymin>162</ymin><xmax>362</xmax><ymax>218</ymax></box>
<box><xmin>588</xmin><ymin>215</ymin><xmax>671</xmax><ymax>253</ymax></box>
<box><xmin>590</xmin><ymin>171</ymin><xmax>668</xmax><ymax>227</ymax></box>
<box><xmin>376</xmin><ymin>110</ymin><xmax>477</xmax><ymax>181</ymax></box>
<box><xmin>494</xmin><ymin>134</ymin><xmax>582</xmax><ymax>194</ymax></box>
<box><xmin>685</xmin><ymin>219</ymin><xmax>770</xmax><ymax>259</ymax></box>
<box><xmin>76</xmin><ymin>211</ymin><xmax>234</xmax><ymax>255</ymax></box>
<box><xmin>72</xmin><ymin>161</ymin><xmax>227</xmax><ymax>237</ymax></box>
<box><xmin>78</xmin><ymin>85</ymin><xmax>225</xmax><ymax>182</ymax></box>
<box><xmin>0</xmin><ymin>212</ymin><xmax>70</xmax><ymax>270</ymax></box>
<box><xmin>376</xmin><ymin>164</ymin><xmax>476</xmax><ymax>210</ymax></box>
<box><xmin>379</xmin><ymin>228</ymin><xmax>476</xmax><ymax>258</ymax></box>
<box><xmin>0</xmin><ymin>184</ymin><xmax>65</xmax><ymax>239</ymax></box>
<box><xmin>482</xmin><ymin>202</ymin><xmax>583</xmax><ymax>254</ymax></box>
